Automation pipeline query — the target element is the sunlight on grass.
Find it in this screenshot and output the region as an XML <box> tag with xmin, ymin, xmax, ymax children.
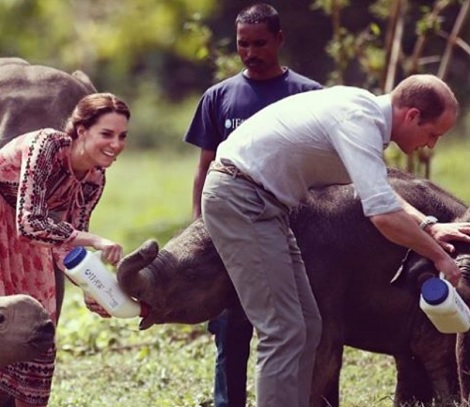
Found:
<box><xmin>340</xmin><ymin>348</ymin><xmax>395</xmax><ymax>406</ymax></box>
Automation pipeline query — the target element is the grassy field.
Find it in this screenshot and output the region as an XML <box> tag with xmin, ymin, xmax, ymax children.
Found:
<box><xmin>49</xmin><ymin>143</ymin><xmax>470</xmax><ymax>407</ymax></box>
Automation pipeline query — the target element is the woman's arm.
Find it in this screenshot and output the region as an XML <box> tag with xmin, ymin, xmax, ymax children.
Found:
<box><xmin>69</xmin><ymin>230</ymin><xmax>123</xmax><ymax>265</ymax></box>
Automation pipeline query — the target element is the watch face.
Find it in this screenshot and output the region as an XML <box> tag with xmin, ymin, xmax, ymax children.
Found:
<box><xmin>420</xmin><ymin>216</ymin><xmax>438</xmax><ymax>229</ymax></box>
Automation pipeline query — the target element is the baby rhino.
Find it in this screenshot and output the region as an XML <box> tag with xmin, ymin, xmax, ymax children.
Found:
<box><xmin>0</xmin><ymin>294</ymin><xmax>55</xmax><ymax>367</ymax></box>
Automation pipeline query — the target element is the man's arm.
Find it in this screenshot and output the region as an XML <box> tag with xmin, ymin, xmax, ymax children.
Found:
<box><xmin>370</xmin><ymin>208</ymin><xmax>461</xmax><ymax>285</ymax></box>
<box><xmin>395</xmin><ymin>193</ymin><xmax>470</xmax><ymax>252</ymax></box>
<box><xmin>192</xmin><ymin>149</ymin><xmax>216</xmax><ymax>219</ymax></box>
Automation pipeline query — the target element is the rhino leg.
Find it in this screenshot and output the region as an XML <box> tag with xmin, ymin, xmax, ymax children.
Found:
<box><xmin>411</xmin><ymin>328</ymin><xmax>459</xmax><ymax>405</ymax></box>
<box><xmin>310</xmin><ymin>327</ymin><xmax>344</xmax><ymax>407</ymax></box>
<box><xmin>457</xmin><ymin>332</ymin><xmax>470</xmax><ymax>405</ymax></box>
<box><xmin>394</xmin><ymin>353</ymin><xmax>433</xmax><ymax>406</ymax></box>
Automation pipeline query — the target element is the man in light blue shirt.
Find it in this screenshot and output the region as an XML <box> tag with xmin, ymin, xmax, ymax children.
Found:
<box><xmin>202</xmin><ymin>74</ymin><xmax>470</xmax><ymax>407</ymax></box>
<box><xmin>184</xmin><ymin>4</ymin><xmax>322</xmax><ymax>406</ymax></box>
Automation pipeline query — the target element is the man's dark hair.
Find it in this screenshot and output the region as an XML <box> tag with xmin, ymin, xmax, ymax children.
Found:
<box><xmin>235</xmin><ymin>3</ymin><xmax>281</xmax><ymax>35</ymax></box>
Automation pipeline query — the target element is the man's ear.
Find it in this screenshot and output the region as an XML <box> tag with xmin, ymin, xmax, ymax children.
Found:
<box><xmin>406</xmin><ymin>107</ymin><xmax>420</xmax><ymax>123</ymax></box>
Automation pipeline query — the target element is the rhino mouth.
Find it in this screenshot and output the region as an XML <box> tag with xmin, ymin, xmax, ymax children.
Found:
<box><xmin>456</xmin><ymin>254</ymin><xmax>470</xmax><ymax>275</ymax></box>
<box><xmin>138</xmin><ymin>306</ymin><xmax>174</xmax><ymax>330</ymax></box>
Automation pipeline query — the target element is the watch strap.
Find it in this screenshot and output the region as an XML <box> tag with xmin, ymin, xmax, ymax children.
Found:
<box><xmin>419</xmin><ymin>216</ymin><xmax>438</xmax><ymax>230</ymax></box>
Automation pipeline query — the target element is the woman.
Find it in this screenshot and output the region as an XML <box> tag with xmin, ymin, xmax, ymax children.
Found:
<box><xmin>0</xmin><ymin>92</ymin><xmax>130</xmax><ymax>406</ymax></box>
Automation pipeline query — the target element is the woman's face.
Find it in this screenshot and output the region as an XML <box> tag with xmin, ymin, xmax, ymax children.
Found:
<box><xmin>77</xmin><ymin>111</ymin><xmax>128</xmax><ymax>170</ymax></box>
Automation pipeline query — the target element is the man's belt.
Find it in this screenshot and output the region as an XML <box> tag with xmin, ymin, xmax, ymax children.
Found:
<box><xmin>209</xmin><ymin>161</ymin><xmax>256</xmax><ymax>184</ymax></box>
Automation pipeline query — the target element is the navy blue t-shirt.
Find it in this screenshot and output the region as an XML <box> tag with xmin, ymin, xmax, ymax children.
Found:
<box><xmin>184</xmin><ymin>69</ymin><xmax>322</xmax><ymax>151</ymax></box>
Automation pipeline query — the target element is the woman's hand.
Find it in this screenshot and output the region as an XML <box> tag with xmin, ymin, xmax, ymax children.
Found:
<box><xmin>92</xmin><ymin>238</ymin><xmax>123</xmax><ymax>266</ymax></box>
<box><xmin>71</xmin><ymin>231</ymin><xmax>123</xmax><ymax>265</ymax></box>
<box><xmin>84</xmin><ymin>294</ymin><xmax>111</xmax><ymax>318</ymax></box>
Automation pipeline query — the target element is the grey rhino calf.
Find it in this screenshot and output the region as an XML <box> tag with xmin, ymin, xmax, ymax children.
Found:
<box><xmin>117</xmin><ymin>168</ymin><xmax>470</xmax><ymax>407</ymax></box>
<box><xmin>0</xmin><ymin>57</ymin><xmax>96</xmax><ymax>148</ymax></box>
<box><xmin>0</xmin><ymin>294</ymin><xmax>55</xmax><ymax>367</ymax></box>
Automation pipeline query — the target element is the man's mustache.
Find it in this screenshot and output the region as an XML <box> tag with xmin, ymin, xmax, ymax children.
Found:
<box><xmin>245</xmin><ymin>58</ymin><xmax>262</xmax><ymax>65</ymax></box>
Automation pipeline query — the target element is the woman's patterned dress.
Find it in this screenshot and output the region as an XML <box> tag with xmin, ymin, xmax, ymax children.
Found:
<box><xmin>0</xmin><ymin>129</ymin><xmax>105</xmax><ymax>405</ymax></box>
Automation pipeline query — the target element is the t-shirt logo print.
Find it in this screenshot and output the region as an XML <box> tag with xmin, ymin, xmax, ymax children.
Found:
<box><xmin>225</xmin><ymin>118</ymin><xmax>245</xmax><ymax>130</ymax></box>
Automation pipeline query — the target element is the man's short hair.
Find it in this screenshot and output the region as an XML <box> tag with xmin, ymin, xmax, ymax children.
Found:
<box><xmin>235</xmin><ymin>3</ymin><xmax>281</xmax><ymax>35</ymax></box>
<box><xmin>391</xmin><ymin>74</ymin><xmax>459</xmax><ymax>123</ymax></box>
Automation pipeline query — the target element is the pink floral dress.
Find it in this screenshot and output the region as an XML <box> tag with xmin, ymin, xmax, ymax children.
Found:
<box><xmin>0</xmin><ymin>129</ymin><xmax>105</xmax><ymax>405</ymax></box>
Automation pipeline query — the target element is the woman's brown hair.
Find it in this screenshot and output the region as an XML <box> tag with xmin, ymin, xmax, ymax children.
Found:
<box><xmin>65</xmin><ymin>93</ymin><xmax>130</xmax><ymax>139</ymax></box>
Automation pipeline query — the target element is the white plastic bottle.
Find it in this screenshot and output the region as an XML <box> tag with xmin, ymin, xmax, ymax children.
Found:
<box><xmin>419</xmin><ymin>276</ymin><xmax>470</xmax><ymax>334</ymax></box>
<box><xmin>64</xmin><ymin>246</ymin><xmax>148</xmax><ymax>318</ymax></box>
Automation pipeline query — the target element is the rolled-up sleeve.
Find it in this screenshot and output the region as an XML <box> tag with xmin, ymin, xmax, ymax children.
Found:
<box><xmin>17</xmin><ymin>133</ymin><xmax>76</xmax><ymax>244</ymax></box>
<box><xmin>16</xmin><ymin>132</ymin><xmax>105</xmax><ymax>246</ymax></box>
<box><xmin>327</xmin><ymin>110</ymin><xmax>401</xmax><ymax>217</ymax></box>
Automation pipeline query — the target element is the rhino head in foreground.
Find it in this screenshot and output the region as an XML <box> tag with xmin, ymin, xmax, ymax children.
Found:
<box><xmin>0</xmin><ymin>294</ymin><xmax>55</xmax><ymax>367</ymax></box>
<box><xmin>117</xmin><ymin>167</ymin><xmax>470</xmax><ymax>407</ymax></box>
<box><xmin>118</xmin><ymin>221</ymin><xmax>236</xmax><ymax>329</ymax></box>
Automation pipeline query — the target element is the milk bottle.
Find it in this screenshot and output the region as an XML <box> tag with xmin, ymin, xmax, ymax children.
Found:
<box><xmin>64</xmin><ymin>246</ymin><xmax>148</xmax><ymax>318</ymax></box>
<box><xmin>420</xmin><ymin>275</ymin><xmax>470</xmax><ymax>334</ymax></box>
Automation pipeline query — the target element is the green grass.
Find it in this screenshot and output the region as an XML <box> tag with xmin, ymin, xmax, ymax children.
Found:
<box><xmin>49</xmin><ymin>144</ymin><xmax>470</xmax><ymax>407</ymax></box>
<box><xmin>54</xmin><ymin>294</ymin><xmax>218</xmax><ymax>406</ymax></box>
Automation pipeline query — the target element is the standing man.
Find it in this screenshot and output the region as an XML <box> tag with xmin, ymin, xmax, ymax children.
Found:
<box><xmin>184</xmin><ymin>3</ymin><xmax>322</xmax><ymax>407</ymax></box>
<box><xmin>201</xmin><ymin>74</ymin><xmax>469</xmax><ymax>407</ymax></box>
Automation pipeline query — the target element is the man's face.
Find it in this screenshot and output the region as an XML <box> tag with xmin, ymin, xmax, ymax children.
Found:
<box><xmin>396</xmin><ymin>108</ymin><xmax>457</xmax><ymax>154</ymax></box>
<box><xmin>236</xmin><ymin>22</ymin><xmax>283</xmax><ymax>80</ymax></box>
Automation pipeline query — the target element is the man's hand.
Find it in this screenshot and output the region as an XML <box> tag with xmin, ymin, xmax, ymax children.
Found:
<box><xmin>434</xmin><ymin>255</ymin><xmax>461</xmax><ymax>287</ymax></box>
<box><xmin>426</xmin><ymin>222</ymin><xmax>470</xmax><ymax>253</ymax></box>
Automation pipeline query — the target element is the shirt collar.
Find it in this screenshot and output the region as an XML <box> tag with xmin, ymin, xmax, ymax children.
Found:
<box><xmin>377</xmin><ymin>94</ymin><xmax>392</xmax><ymax>147</ymax></box>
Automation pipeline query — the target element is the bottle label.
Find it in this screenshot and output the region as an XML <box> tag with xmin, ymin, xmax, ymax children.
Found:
<box><xmin>83</xmin><ymin>268</ymin><xmax>121</xmax><ymax>310</ymax></box>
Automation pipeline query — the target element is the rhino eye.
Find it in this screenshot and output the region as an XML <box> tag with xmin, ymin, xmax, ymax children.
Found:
<box><xmin>0</xmin><ymin>314</ymin><xmax>5</xmax><ymax>324</ymax></box>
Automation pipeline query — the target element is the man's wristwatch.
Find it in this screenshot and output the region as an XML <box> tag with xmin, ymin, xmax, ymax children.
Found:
<box><xmin>419</xmin><ymin>215</ymin><xmax>438</xmax><ymax>230</ymax></box>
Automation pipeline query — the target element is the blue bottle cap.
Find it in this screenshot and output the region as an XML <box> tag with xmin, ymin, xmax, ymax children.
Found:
<box><xmin>421</xmin><ymin>277</ymin><xmax>449</xmax><ymax>305</ymax></box>
<box><xmin>64</xmin><ymin>246</ymin><xmax>87</xmax><ymax>270</ymax></box>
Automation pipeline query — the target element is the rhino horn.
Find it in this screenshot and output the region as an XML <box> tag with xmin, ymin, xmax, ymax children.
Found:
<box><xmin>117</xmin><ymin>239</ymin><xmax>159</xmax><ymax>295</ymax></box>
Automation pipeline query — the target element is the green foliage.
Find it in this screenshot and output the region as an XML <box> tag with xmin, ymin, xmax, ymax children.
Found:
<box><xmin>369</xmin><ymin>0</ymin><xmax>395</xmax><ymax>19</ymax></box>
<box><xmin>416</xmin><ymin>4</ymin><xmax>442</xmax><ymax>36</ymax></box>
<box><xmin>0</xmin><ymin>0</ymin><xmax>215</xmax><ymax>70</ymax></box>
<box><xmin>311</xmin><ymin>0</ymin><xmax>351</xmax><ymax>15</ymax></box>
<box><xmin>311</xmin><ymin>0</ymin><xmax>387</xmax><ymax>86</ymax></box>
<box><xmin>126</xmin><ymin>86</ymin><xmax>202</xmax><ymax>150</ymax></box>
<box><xmin>2</xmin><ymin>0</ymin><xmax>470</xmax><ymax>151</ymax></box>
<box><xmin>54</xmin><ymin>287</ymin><xmax>219</xmax><ymax>406</ymax></box>
<box><xmin>311</xmin><ymin>0</ymin><xmax>468</xmax><ymax>90</ymax></box>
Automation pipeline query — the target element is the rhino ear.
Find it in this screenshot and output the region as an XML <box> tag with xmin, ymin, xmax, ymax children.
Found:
<box><xmin>390</xmin><ymin>249</ymin><xmax>436</xmax><ymax>290</ymax></box>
